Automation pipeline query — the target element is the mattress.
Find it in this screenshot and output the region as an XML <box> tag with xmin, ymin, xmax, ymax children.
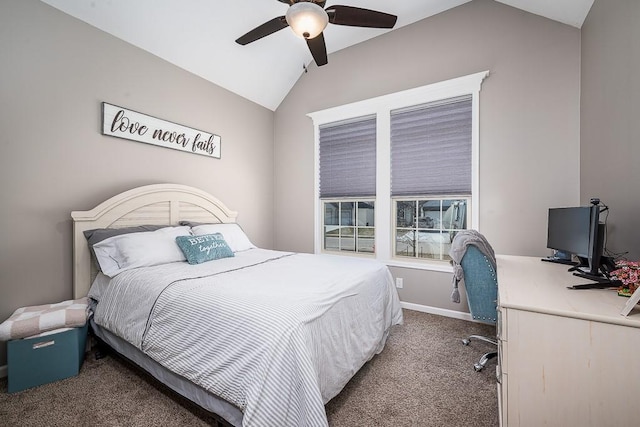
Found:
<box><xmin>90</xmin><ymin>248</ymin><xmax>403</xmax><ymax>427</ymax></box>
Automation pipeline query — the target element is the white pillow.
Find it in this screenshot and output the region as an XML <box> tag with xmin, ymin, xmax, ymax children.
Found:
<box><xmin>191</xmin><ymin>223</ymin><xmax>256</xmax><ymax>252</ymax></box>
<box><xmin>93</xmin><ymin>226</ymin><xmax>191</xmax><ymax>277</ymax></box>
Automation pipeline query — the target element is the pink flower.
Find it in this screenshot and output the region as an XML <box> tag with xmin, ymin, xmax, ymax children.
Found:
<box><xmin>611</xmin><ymin>260</ymin><xmax>640</xmax><ymax>288</ymax></box>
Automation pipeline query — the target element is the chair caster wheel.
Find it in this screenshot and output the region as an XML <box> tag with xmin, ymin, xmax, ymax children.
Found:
<box><xmin>462</xmin><ymin>339</ymin><xmax>470</xmax><ymax>346</ymax></box>
<box><xmin>474</xmin><ymin>363</ymin><xmax>484</xmax><ymax>372</ymax></box>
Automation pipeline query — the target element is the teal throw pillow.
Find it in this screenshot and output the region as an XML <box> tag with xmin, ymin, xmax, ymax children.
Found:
<box><xmin>175</xmin><ymin>233</ymin><xmax>234</xmax><ymax>265</ymax></box>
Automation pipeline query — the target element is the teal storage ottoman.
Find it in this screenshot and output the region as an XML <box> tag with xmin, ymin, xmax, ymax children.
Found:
<box><xmin>7</xmin><ymin>323</ymin><xmax>88</xmax><ymax>393</ymax></box>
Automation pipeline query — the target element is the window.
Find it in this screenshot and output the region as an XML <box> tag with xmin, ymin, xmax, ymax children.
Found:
<box><xmin>310</xmin><ymin>71</ymin><xmax>488</xmax><ymax>269</ymax></box>
<box><xmin>319</xmin><ymin>116</ymin><xmax>376</xmax><ymax>255</ymax></box>
<box><xmin>323</xmin><ymin>200</ymin><xmax>375</xmax><ymax>253</ymax></box>
<box><xmin>390</xmin><ymin>96</ymin><xmax>472</xmax><ymax>261</ymax></box>
<box><xmin>394</xmin><ymin>198</ymin><xmax>468</xmax><ymax>261</ymax></box>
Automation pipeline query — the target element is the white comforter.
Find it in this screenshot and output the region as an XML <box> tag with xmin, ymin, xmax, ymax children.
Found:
<box><xmin>92</xmin><ymin>249</ymin><xmax>403</xmax><ymax>427</ymax></box>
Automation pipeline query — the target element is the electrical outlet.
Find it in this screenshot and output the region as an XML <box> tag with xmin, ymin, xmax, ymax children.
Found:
<box><xmin>395</xmin><ymin>278</ymin><xmax>403</xmax><ymax>289</ymax></box>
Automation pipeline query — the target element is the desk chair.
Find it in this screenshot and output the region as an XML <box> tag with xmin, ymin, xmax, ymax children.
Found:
<box><xmin>459</xmin><ymin>245</ymin><xmax>498</xmax><ymax>372</ymax></box>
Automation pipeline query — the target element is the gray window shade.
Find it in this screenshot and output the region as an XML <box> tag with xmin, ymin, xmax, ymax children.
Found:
<box><xmin>319</xmin><ymin>115</ymin><xmax>376</xmax><ymax>198</ymax></box>
<box><xmin>391</xmin><ymin>95</ymin><xmax>472</xmax><ymax>196</ymax></box>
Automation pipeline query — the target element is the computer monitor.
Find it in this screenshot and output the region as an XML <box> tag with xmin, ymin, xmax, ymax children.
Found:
<box><xmin>547</xmin><ymin>204</ymin><xmax>604</xmax><ymax>280</ymax></box>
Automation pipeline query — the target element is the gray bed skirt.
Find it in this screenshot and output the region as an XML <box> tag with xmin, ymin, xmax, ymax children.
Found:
<box><xmin>90</xmin><ymin>319</ymin><xmax>244</xmax><ymax>427</ymax></box>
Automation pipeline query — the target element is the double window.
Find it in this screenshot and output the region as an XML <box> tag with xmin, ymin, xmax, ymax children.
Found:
<box><xmin>310</xmin><ymin>72</ymin><xmax>487</xmax><ymax>268</ymax></box>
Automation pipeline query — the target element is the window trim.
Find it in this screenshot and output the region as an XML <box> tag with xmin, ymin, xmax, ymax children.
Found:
<box><xmin>309</xmin><ymin>71</ymin><xmax>489</xmax><ymax>270</ymax></box>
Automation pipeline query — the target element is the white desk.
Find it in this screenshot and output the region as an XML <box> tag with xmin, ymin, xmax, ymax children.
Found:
<box><xmin>496</xmin><ymin>255</ymin><xmax>640</xmax><ymax>427</ymax></box>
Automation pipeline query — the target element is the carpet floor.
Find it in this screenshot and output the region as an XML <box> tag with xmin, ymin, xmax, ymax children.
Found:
<box><xmin>0</xmin><ymin>309</ymin><xmax>499</xmax><ymax>426</ymax></box>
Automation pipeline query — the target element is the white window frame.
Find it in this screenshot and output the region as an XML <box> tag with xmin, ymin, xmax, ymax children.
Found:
<box><xmin>309</xmin><ymin>71</ymin><xmax>489</xmax><ymax>271</ymax></box>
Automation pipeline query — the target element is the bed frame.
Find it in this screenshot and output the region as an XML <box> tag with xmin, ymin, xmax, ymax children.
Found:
<box><xmin>71</xmin><ymin>183</ymin><xmax>238</xmax><ymax>299</ymax></box>
<box><xmin>71</xmin><ymin>183</ymin><xmax>243</xmax><ymax>426</ymax></box>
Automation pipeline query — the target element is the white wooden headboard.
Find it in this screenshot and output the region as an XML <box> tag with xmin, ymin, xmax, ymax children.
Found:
<box><xmin>71</xmin><ymin>183</ymin><xmax>238</xmax><ymax>299</ymax></box>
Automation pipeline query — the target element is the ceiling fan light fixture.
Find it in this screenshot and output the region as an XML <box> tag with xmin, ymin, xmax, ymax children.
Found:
<box><xmin>285</xmin><ymin>2</ymin><xmax>328</xmax><ymax>39</ymax></box>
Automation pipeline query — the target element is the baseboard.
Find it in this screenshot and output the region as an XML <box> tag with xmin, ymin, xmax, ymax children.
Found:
<box><xmin>0</xmin><ymin>364</ymin><xmax>7</xmax><ymax>379</ymax></box>
<box><xmin>401</xmin><ymin>301</ymin><xmax>473</xmax><ymax>322</ymax></box>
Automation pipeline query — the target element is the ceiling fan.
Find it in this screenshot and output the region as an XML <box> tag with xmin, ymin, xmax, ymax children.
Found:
<box><xmin>235</xmin><ymin>0</ymin><xmax>397</xmax><ymax>67</ymax></box>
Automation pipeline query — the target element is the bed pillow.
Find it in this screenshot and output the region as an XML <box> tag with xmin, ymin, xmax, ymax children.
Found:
<box><xmin>84</xmin><ymin>225</ymin><xmax>167</xmax><ymax>270</ymax></box>
<box><xmin>93</xmin><ymin>226</ymin><xmax>191</xmax><ymax>277</ymax></box>
<box><xmin>178</xmin><ymin>221</ymin><xmax>205</xmax><ymax>227</ymax></box>
<box><xmin>191</xmin><ymin>223</ymin><xmax>256</xmax><ymax>252</ymax></box>
<box><xmin>175</xmin><ymin>233</ymin><xmax>234</xmax><ymax>265</ymax></box>
<box><xmin>83</xmin><ymin>225</ymin><xmax>167</xmax><ymax>246</ymax></box>
<box><xmin>87</xmin><ymin>272</ymin><xmax>112</xmax><ymax>302</ymax></box>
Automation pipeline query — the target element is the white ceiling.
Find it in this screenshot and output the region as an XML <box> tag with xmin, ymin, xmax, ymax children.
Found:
<box><xmin>40</xmin><ymin>0</ymin><xmax>594</xmax><ymax>111</ymax></box>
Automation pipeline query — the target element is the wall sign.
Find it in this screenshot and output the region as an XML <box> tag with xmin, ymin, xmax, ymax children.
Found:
<box><xmin>102</xmin><ymin>102</ymin><xmax>221</xmax><ymax>159</ymax></box>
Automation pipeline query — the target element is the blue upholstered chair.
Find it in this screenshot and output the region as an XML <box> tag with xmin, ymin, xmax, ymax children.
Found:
<box><xmin>459</xmin><ymin>245</ymin><xmax>498</xmax><ymax>372</ymax></box>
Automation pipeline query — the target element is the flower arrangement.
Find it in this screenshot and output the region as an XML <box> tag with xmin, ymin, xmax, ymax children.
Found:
<box><xmin>610</xmin><ymin>260</ymin><xmax>640</xmax><ymax>297</ymax></box>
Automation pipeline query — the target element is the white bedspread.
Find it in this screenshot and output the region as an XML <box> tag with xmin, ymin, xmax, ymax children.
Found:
<box><xmin>93</xmin><ymin>249</ymin><xmax>403</xmax><ymax>427</ymax></box>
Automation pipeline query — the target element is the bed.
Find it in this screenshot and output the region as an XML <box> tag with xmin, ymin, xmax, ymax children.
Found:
<box><xmin>71</xmin><ymin>183</ymin><xmax>403</xmax><ymax>427</ymax></box>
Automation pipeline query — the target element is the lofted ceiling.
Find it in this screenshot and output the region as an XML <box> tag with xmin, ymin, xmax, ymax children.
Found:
<box><xmin>40</xmin><ymin>0</ymin><xmax>594</xmax><ymax>111</ymax></box>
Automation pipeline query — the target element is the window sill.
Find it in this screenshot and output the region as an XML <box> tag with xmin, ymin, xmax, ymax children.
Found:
<box><xmin>384</xmin><ymin>258</ymin><xmax>454</xmax><ymax>273</ymax></box>
<box><xmin>318</xmin><ymin>250</ymin><xmax>454</xmax><ymax>273</ymax></box>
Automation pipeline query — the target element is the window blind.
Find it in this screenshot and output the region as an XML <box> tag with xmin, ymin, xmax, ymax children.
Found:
<box><xmin>319</xmin><ymin>115</ymin><xmax>376</xmax><ymax>198</ymax></box>
<box><xmin>390</xmin><ymin>95</ymin><xmax>472</xmax><ymax>196</ymax></box>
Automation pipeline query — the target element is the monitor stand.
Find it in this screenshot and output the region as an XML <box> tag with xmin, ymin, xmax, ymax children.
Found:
<box><xmin>572</xmin><ymin>271</ymin><xmax>612</xmax><ymax>283</ymax></box>
<box><xmin>567</xmin><ymin>256</ymin><xmax>620</xmax><ymax>288</ymax></box>
<box><xmin>541</xmin><ymin>257</ymin><xmax>577</xmax><ymax>266</ymax></box>
<box><xmin>567</xmin><ymin>278</ymin><xmax>620</xmax><ymax>289</ymax></box>
<box><xmin>569</xmin><ymin>269</ymin><xmax>621</xmax><ymax>289</ymax></box>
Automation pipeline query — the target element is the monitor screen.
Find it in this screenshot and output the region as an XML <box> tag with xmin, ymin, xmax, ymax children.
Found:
<box><xmin>547</xmin><ymin>206</ymin><xmax>592</xmax><ymax>258</ymax></box>
<box><xmin>547</xmin><ymin>204</ymin><xmax>604</xmax><ymax>279</ymax></box>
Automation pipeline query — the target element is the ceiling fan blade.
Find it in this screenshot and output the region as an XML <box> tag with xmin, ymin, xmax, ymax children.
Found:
<box><xmin>306</xmin><ymin>32</ymin><xmax>328</xmax><ymax>67</ymax></box>
<box><xmin>278</xmin><ymin>0</ymin><xmax>327</xmax><ymax>5</ymax></box>
<box><xmin>327</xmin><ymin>5</ymin><xmax>397</xmax><ymax>28</ymax></box>
<box><xmin>235</xmin><ymin>16</ymin><xmax>288</xmax><ymax>45</ymax></box>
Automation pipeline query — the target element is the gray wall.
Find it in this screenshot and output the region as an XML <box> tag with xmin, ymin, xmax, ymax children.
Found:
<box><xmin>273</xmin><ymin>0</ymin><xmax>581</xmax><ymax>310</ymax></box>
<box><xmin>0</xmin><ymin>0</ymin><xmax>275</xmax><ymax>366</ymax></box>
<box><xmin>581</xmin><ymin>0</ymin><xmax>640</xmax><ymax>260</ymax></box>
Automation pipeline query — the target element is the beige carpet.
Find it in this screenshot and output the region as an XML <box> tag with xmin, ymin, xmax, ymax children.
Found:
<box><xmin>0</xmin><ymin>310</ymin><xmax>498</xmax><ymax>426</ymax></box>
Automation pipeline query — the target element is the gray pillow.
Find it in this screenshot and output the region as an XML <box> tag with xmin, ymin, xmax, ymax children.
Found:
<box><xmin>178</xmin><ymin>220</ymin><xmax>205</xmax><ymax>227</ymax></box>
<box><xmin>84</xmin><ymin>225</ymin><xmax>167</xmax><ymax>270</ymax></box>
